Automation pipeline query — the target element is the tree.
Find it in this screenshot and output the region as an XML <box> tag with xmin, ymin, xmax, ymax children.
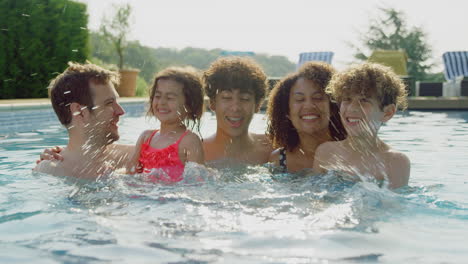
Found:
<box><xmin>351</xmin><ymin>7</ymin><xmax>433</xmax><ymax>81</ymax></box>
<box><xmin>100</xmin><ymin>3</ymin><xmax>132</xmax><ymax>70</ymax></box>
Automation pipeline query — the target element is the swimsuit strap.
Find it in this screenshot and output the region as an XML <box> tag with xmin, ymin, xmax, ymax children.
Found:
<box><xmin>279</xmin><ymin>147</ymin><xmax>287</xmax><ymax>172</ymax></box>
<box><xmin>175</xmin><ymin>130</ymin><xmax>190</xmax><ymax>145</ymax></box>
<box><xmin>144</xmin><ymin>130</ymin><xmax>159</xmax><ymax>145</ymax></box>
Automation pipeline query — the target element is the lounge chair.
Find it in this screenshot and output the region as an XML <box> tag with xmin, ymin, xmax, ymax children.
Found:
<box><xmin>297</xmin><ymin>52</ymin><xmax>333</xmax><ymax>68</ymax></box>
<box><xmin>443</xmin><ymin>51</ymin><xmax>468</xmax><ymax>96</ymax></box>
<box><xmin>368</xmin><ymin>50</ymin><xmax>414</xmax><ymax>95</ymax></box>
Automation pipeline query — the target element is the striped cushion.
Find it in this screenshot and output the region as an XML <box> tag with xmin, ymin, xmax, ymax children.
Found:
<box><xmin>443</xmin><ymin>51</ymin><xmax>468</xmax><ymax>81</ymax></box>
<box><xmin>297</xmin><ymin>52</ymin><xmax>334</xmax><ymax>68</ymax></box>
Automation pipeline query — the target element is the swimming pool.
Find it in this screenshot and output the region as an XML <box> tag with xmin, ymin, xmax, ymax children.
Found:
<box><xmin>1</xmin><ymin>108</ymin><xmax>467</xmax><ymax>263</ymax></box>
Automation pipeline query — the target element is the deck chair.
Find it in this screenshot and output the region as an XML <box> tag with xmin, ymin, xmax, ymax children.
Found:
<box><xmin>297</xmin><ymin>52</ymin><xmax>334</xmax><ymax>69</ymax></box>
<box><xmin>442</xmin><ymin>51</ymin><xmax>468</xmax><ymax>96</ymax></box>
<box><xmin>367</xmin><ymin>50</ymin><xmax>415</xmax><ymax>95</ymax></box>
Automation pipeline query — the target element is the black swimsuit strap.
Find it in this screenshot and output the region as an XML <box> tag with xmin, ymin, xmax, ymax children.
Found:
<box><xmin>279</xmin><ymin>148</ymin><xmax>287</xmax><ymax>172</ymax></box>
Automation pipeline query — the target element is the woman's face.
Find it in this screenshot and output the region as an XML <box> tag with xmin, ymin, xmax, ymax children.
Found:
<box><xmin>288</xmin><ymin>77</ymin><xmax>330</xmax><ymax>136</ymax></box>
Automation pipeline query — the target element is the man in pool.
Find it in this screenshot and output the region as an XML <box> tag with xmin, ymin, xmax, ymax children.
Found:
<box><xmin>34</xmin><ymin>62</ymin><xmax>127</xmax><ymax>178</ymax></box>
<box><xmin>40</xmin><ymin>57</ymin><xmax>273</xmax><ymax>168</ymax></box>
<box><xmin>202</xmin><ymin>57</ymin><xmax>273</xmax><ymax>166</ymax></box>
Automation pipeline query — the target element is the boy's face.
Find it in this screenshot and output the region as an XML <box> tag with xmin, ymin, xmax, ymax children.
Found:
<box><xmin>339</xmin><ymin>92</ymin><xmax>387</xmax><ymax>137</ymax></box>
<box><xmin>211</xmin><ymin>89</ymin><xmax>257</xmax><ymax>138</ymax></box>
<box><xmin>288</xmin><ymin>78</ymin><xmax>330</xmax><ymax>135</ymax></box>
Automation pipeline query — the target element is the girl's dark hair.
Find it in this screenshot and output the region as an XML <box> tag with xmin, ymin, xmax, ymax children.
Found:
<box><xmin>266</xmin><ymin>62</ymin><xmax>346</xmax><ymax>150</ymax></box>
<box><xmin>148</xmin><ymin>66</ymin><xmax>205</xmax><ymax>134</ymax></box>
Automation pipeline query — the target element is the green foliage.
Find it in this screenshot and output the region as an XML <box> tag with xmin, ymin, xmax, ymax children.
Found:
<box><xmin>135</xmin><ymin>75</ymin><xmax>148</xmax><ymax>97</ymax></box>
<box><xmin>351</xmin><ymin>7</ymin><xmax>433</xmax><ymax>81</ymax></box>
<box><xmin>423</xmin><ymin>72</ymin><xmax>445</xmax><ymax>82</ymax></box>
<box><xmin>0</xmin><ymin>0</ymin><xmax>88</xmax><ymax>99</ymax></box>
<box><xmin>100</xmin><ymin>3</ymin><xmax>132</xmax><ymax>70</ymax></box>
<box><xmin>89</xmin><ymin>32</ymin><xmax>295</xmax><ymax>83</ymax></box>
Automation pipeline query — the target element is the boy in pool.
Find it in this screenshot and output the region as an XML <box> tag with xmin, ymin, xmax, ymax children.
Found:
<box><xmin>202</xmin><ymin>57</ymin><xmax>273</xmax><ymax>166</ymax></box>
<box><xmin>313</xmin><ymin>63</ymin><xmax>410</xmax><ymax>189</ymax></box>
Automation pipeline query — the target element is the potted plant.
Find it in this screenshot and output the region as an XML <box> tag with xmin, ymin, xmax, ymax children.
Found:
<box><xmin>101</xmin><ymin>3</ymin><xmax>139</xmax><ymax>97</ymax></box>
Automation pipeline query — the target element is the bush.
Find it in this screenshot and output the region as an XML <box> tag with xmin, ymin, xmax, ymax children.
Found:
<box><xmin>0</xmin><ymin>0</ymin><xmax>89</xmax><ymax>99</ymax></box>
<box><xmin>135</xmin><ymin>75</ymin><xmax>148</xmax><ymax>97</ymax></box>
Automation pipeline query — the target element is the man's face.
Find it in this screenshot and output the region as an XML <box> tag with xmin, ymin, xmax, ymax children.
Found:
<box><xmin>211</xmin><ymin>89</ymin><xmax>257</xmax><ymax>138</ymax></box>
<box><xmin>86</xmin><ymin>81</ymin><xmax>125</xmax><ymax>145</ymax></box>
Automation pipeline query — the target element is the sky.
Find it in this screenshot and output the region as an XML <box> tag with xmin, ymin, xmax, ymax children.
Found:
<box><xmin>78</xmin><ymin>0</ymin><xmax>468</xmax><ymax>72</ymax></box>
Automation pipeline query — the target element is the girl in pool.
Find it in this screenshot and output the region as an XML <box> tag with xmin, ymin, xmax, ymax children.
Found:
<box><xmin>266</xmin><ymin>62</ymin><xmax>346</xmax><ymax>173</ymax></box>
<box><xmin>127</xmin><ymin>66</ymin><xmax>205</xmax><ymax>182</ymax></box>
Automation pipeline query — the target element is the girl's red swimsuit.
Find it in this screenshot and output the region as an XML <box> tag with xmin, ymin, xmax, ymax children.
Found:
<box><xmin>138</xmin><ymin>130</ymin><xmax>188</xmax><ymax>183</ymax></box>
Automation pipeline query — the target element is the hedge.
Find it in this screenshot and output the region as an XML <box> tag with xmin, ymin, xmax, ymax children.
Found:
<box><xmin>0</xmin><ymin>0</ymin><xmax>89</xmax><ymax>99</ymax></box>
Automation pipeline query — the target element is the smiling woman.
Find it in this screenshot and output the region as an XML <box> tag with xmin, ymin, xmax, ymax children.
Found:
<box><xmin>266</xmin><ymin>61</ymin><xmax>346</xmax><ymax>173</ymax></box>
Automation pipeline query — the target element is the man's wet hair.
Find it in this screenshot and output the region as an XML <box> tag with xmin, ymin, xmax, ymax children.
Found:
<box><xmin>49</xmin><ymin>62</ymin><xmax>119</xmax><ymax>126</ymax></box>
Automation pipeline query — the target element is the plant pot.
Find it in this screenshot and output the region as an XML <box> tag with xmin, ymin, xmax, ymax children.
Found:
<box><xmin>117</xmin><ymin>69</ymin><xmax>140</xmax><ymax>97</ymax></box>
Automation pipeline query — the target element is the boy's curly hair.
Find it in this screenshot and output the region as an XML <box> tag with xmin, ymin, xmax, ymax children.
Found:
<box><xmin>203</xmin><ymin>56</ymin><xmax>267</xmax><ymax>108</ymax></box>
<box><xmin>148</xmin><ymin>66</ymin><xmax>205</xmax><ymax>133</ymax></box>
<box><xmin>266</xmin><ymin>62</ymin><xmax>346</xmax><ymax>151</ymax></box>
<box><xmin>326</xmin><ymin>63</ymin><xmax>408</xmax><ymax>110</ymax></box>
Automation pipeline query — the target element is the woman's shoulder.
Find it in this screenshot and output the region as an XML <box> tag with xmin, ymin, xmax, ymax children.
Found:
<box><xmin>268</xmin><ymin>148</ymin><xmax>281</xmax><ymax>164</ymax></box>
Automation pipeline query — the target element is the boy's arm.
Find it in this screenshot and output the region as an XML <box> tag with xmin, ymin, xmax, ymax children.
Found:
<box><xmin>387</xmin><ymin>152</ymin><xmax>411</xmax><ymax>189</ymax></box>
<box><xmin>180</xmin><ymin>133</ymin><xmax>205</xmax><ymax>165</ymax></box>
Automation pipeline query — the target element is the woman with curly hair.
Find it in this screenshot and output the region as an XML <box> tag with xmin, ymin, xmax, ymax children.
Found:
<box><xmin>266</xmin><ymin>62</ymin><xmax>346</xmax><ymax>173</ymax></box>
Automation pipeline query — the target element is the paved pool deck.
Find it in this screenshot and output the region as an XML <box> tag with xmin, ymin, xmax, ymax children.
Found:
<box><xmin>1</xmin><ymin>97</ymin><xmax>468</xmax><ymax>111</ymax></box>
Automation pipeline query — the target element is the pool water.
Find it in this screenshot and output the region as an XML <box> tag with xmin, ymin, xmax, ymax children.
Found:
<box><xmin>1</xmin><ymin>110</ymin><xmax>467</xmax><ymax>263</ymax></box>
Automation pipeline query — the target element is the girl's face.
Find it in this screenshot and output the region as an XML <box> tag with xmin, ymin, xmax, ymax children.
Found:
<box><xmin>288</xmin><ymin>78</ymin><xmax>330</xmax><ymax>136</ymax></box>
<box><xmin>152</xmin><ymin>79</ymin><xmax>187</xmax><ymax>125</ymax></box>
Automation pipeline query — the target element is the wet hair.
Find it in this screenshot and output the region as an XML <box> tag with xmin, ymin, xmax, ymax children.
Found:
<box><xmin>326</xmin><ymin>63</ymin><xmax>408</xmax><ymax>110</ymax></box>
<box><xmin>203</xmin><ymin>56</ymin><xmax>268</xmax><ymax>108</ymax></box>
<box><xmin>49</xmin><ymin>62</ymin><xmax>120</xmax><ymax>126</ymax></box>
<box><xmin>266</xmin><ymin>62</ymin><xmax>346</xmax><ymax>150</ymax></box>
<box><xmin>148</xmin><ymin>66</ymin><xmax>205</xmax><ymax>133</ymax></box>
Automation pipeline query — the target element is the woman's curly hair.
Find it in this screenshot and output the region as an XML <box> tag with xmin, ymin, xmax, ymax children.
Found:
<box><xmin>326</xmin><ymin>63</ymin><xmax>408</xmax><ymax>110</ymax></box>
<box><xmin>266</xmin><ymin>62</ymin><xmax>346</xmax><ymax>151</ymax></box>
<box><xmin>203</xmin><ymin>56</ymin><xmax>268</xmax><ymax>108</ymax></box>
<box><xmin>148</xmin><ymin>66</ymin><xmax>205</xmax><ymax>133</ymax></box>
